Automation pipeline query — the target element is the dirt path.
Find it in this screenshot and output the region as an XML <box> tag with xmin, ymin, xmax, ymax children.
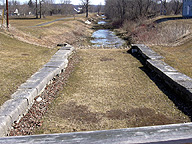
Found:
<box><xmin>34</xmin><ymin>16</ymin><xmax>78</xmax><ymax>27</ymax></box>
<box><xmin>35</xmin><ymin>49</ymin><xmax>190</xmax><ymax>134</ymax></box>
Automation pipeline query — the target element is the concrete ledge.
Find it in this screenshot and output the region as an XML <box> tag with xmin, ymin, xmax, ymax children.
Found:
<box><xmin>11</xmin><ymin>89</ymin><xmax>37</xmax><ymax>106</ymax></box>
<box><xmin>38</xmin><ymin>67</ymin><xmax>61</xmax><ymax>78</ymax></box>
<box><xmin>1</xmin><ymin>123</ymin><xmax>192</xmax><ymax>143</ymax></box>
<box><xmin>131</xmin><ymin>44</ymin><xmax>164</xmax><ymax>60</ymax></box>
<box><xmin>147</xmin><ymin>60</ymin><xmax>178</xmax><ymax>78</ymax></box>
<box><xmin>131</xmin><ymin>44</ymin><xmax>192</xmax><ymax>102</ymax></box>
<box><xmin>0</xmin><ymin>44</ymin><xmax>74</xmax><ymax>137</ymax></box>
<box><xmin>44</xmin><ymin>59</ymin><xmax>68</xmax><ymax>70</ymax></box>
<box><xmin>0</xmin><ymin>99</ymin><xmax>28</xmax><ymax>126</ymax></box>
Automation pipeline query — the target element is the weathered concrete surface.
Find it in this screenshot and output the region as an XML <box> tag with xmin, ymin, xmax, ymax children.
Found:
<box><xmin>163</xmin><ymin>71</ymin><xmax>192</xmax><ymax>101</ymax></box>
<box><xmin>0</xmin><ymin>123</ymin><xmax>192</xmax><ymax>143</ymax></box>
<box><xmin>0</xmin><ymin>99</ymin><xmax>28</xmax><ymax>137</ymax></box>
<box><xmin>38</xmin><ymin>67</ymin><xmax>61</xmax><ymax>78</ymax></box>
<box><xmin>0</xmin><ymin>99</ymin><xmax>28</xmax><ymax>123</ymax></box>
<box><xmin>131</xmin><ymin>44</ymin><xmax>164</xmax><ymax>60</ymax></box>
<box><xmin>147</xmin><ymin>60</ymin><xmax>178</xmax><ymax>78</ymax></box>
<box><xmin>131</xmin><ymin>44</ymin><xmax>192</xmax><ymax>102</ymax></box>
<box><xmin>0</xmin><ymin>116</ymin><xmax>12</xmax><ymax>137</ymax></box>
<box><xmin>11</xmin><ymin>89</ymin><xmax>37</xmax><ymax>106</ymax></box>
<box><xmin>147</xmin><ymin>60</ymin><xmax>177</xmax><ymax>73</ymax></box>
<box><xmin>59</xmin><ymin>46</ymin><xmax>74</xmax><ymax>51</ymax></box>
<box><xmin>19</xmin><ymin>78</ymin><xmax>47</xmax><ymax>95</ymax></box>
<box><xmin>0</xmin><ymin>44</ymin><xmax>74</xmax><ymax>137</ymax></box>
<box><xmin>44</xmin><ymin>60</ymin><xmax>68</xmax><ymax>69</ymax></box>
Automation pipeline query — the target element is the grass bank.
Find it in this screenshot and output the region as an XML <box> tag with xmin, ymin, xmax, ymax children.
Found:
<box><xmin>0</xmin><ymin>14</ymin><xmax>95</xmax><ymax>106</ymax></box>
<box><xmin>0</xmin><ymin>32</ymin><xmax>57</xmax><ymax>106</ymax></box>
<box><xmin>35</xmin><ymin>49</ymin><xmax>190</xmax><ymax>134</ymax></box>
<box><xmin>151</xmin><ymin>42</ymin><xmax>192</xmax><ymax>78</ymax></box>
<box><xmin>7</xmin><ymin>15</ymin><xmax>94</xmax><ymax>48</ymax></box>
<box><xmin>116</xmin><ymin>16</ymin><xmax>192</xmax><ymax>78</ymax></box>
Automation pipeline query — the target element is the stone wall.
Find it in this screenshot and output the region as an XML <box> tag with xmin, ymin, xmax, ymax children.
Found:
<box><xmin>0</xmin><ymin>44</ymin><xmax>74</xmax><ymax>137</ymax></box>
<box><xmin>131</xmin><ymin>44</ymin><xmax>192</xmax><ymax>102</ymax></box>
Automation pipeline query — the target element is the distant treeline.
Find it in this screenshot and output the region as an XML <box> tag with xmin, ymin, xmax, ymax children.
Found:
<box><xmin>105</xmin><ymin>0</ymin><xmax>183</xmax><ymax>25</ymax></box>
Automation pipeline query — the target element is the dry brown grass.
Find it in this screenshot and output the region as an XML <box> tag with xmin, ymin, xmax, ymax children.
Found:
<box><xmin>36</xmin><ymin>49</ymin><xmax>190</xmax><ymax>134</ymax></box>
<box><xmin>148</xmin><ymin>17</ymin><xmax>192</xmax><ymax>78</ymax></box>
<box><xmin>151</xmin><ymin>42</ymin><xmax>192</xmax><ymax>78</ymax></box>
<box><xmin>7</xmin><ymin>16</ymin><xmax>93</xmax><ymax>48</ymax></box>
<box><xmin>0</xmin><ymin>32</ymin><xmax>57</xmax><ymax>106</ymax></box>
<box><xmin>130</xmin><ymin>19</ymin><xmax>192</xmax><ymax>46</ymax></box>
<box><xmin>126</xmin><ymin>17</ymin><xmax>192</xmax><ymax>78</ymax></box>
<box><xmin>0</xmin><ymin>14</ymin><xmax>94</xmax><ymax>106</ymax></box>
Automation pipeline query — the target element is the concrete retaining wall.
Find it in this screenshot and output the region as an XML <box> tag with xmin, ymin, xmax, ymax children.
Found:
<box><xmin>131</xmin><ymin>44</ymin><xmax>192</xmax><ymax>102</ymax></box>
<box><xmin>0</xmin><ymin>44</ymin><xmax>74</xmax><ymax>137</ymax></box>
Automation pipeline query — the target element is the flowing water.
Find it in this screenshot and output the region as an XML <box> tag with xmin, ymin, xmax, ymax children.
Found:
<box><xmin>90</xmin><ymin>21</ymin><xmax>125</xmax><ymax>48</ymax></box>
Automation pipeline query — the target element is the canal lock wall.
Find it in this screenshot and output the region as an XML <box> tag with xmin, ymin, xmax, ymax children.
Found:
<box><xmin>0</xmin><ymin>44</ymin><xmax>74</xmax><ymax>137</ymax></box>
<box><xmin>0</xmin><ymin>43</ymin><xmax>192</xmax><ymax>143</ymax></box>
<box><xmin>131</xmin><ymin>44</ymin><xmax>192</xmax><ymax>102</ymax></box>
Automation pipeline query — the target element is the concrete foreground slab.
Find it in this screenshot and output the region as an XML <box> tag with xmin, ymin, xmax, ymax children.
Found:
<box><xmin>0</xmin><ymin>123</ymin><xmax>192</xmax><ymax>143</ymax></box>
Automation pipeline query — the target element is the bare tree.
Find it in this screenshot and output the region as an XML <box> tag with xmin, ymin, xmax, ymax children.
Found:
<box><xmin>60</xmin><ymin>0</ymin><xmax>73</xmax><ymax>15</ymax></box>
<box><xmin>105</xmin><ymin>0</ymin><xmax>154</xmax><ymax>20</ymax></box>
<box><xmin>97</xmin><ymin>2</ymin><xmax>102</xmax><ymax>15</ymax></box>
<box><xmin>171</xmin><ymin>0</ymin><xmax>183</xmax><ymax>15</ymax></box>
<box><xmin>81</xmin><ymin>0</ymin><xmax>90</xmax><ymax>17</ymax></box>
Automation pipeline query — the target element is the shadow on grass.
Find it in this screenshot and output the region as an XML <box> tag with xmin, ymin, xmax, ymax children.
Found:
<box><xmin>9</xmin><ymin>17</ymin><xmax>38</xmax><ymax>20</ymax></box>
<box><xmin>129</xmin><ymin>51</ymin><xmax>192</xmax><ymax>121</ymax></box>
<box><xmin>154</xmin><ymin>16</ymin><xmax>192</xmax><ymax>24</ymax></box>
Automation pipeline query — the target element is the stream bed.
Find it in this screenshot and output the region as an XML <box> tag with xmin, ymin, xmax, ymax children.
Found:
<box><xmin>90</xmin><ymin>21</ymin><xmax>125</xmax><ymax>48</ymax></box>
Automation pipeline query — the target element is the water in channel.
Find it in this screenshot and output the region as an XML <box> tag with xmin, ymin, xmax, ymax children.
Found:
<box><xmin>90</xmin><ymin>21</ymin><xmax>125</xmax><ymax>48</ymax></box>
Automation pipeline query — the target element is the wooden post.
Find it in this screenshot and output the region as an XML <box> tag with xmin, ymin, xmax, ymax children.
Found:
<box><xmin>40</xmin><ymin>1</ymin><xmax>41</xmax><ymax>19</ymax></box>
<box><xmin>6</xmin><ymin>0</ymin><xmax>8</xmax><ymax>28</ymax></box>
<box><xmin>36</xmin><ymin>0</ymin><xmax>38</xmax><ymax>19</ymax></box>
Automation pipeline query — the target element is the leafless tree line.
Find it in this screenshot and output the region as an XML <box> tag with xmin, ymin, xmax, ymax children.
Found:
<box><xmin>105</xmin><ymin>0</ymin><xmax>183</xmax><ymax>23</ymax></box>
<box><xmin>0</xmin><ymin>0</ymin><xmax>103</xmax><ymax>18</ymax></box>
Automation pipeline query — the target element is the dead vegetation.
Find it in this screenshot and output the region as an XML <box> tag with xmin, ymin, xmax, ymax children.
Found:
<box><xmin>35</xmin><ymin>49</ymin><xmax>190</xmax><ymax>134</ymax></box>
<box><xmin>131</xmin><ymin>20</ymin><xmax>191</xmax><ymax>46</ymax></box>
<box><xmin>118</xmin><ymin>17</ymin><xmax>192</xmax><ymax>78</ymax></box>
<box><xmin>0</xmin><ymin>32</ymin><xmax>57</xmax><ymax>106</ymax></box>
<box><xmin>0</xmin><ymin>15</ymin><xmax>94</xmax><ymax>106</ymax></box>
<box><xmin>6</xmin><ymin>16</ymin><xmax>94</xmax><ymax>48</ymax></box>
<box><xmin>151</xmin><ymin>43</ymin><xmax>192</xmax><ymax>78</ymax></box>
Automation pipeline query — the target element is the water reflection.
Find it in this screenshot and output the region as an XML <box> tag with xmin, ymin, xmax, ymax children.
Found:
<box><xmin>91</xmin><ymin>29</ymin><xmax>125</xmax><ymax>48</ymax></box>
<box><xmin>91</xmin><ymin>20</ymin><xmax>125</xmax><ymax>48</ymax></box>
<box><xmin>98</xmin><ymin>21</ymin><xmax>106</xmax><ymax>25</ymax></box>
